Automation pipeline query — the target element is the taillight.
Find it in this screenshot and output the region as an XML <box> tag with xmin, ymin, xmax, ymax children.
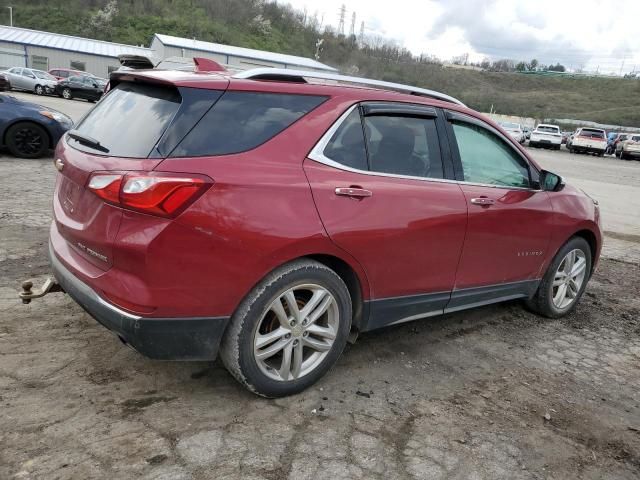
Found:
<box><xmin>87</xmin><ymin>172</ymin><xmax>211</xmax><ymax>217</ymax></box>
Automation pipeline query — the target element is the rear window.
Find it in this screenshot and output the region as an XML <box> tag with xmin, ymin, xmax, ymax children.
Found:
<box><xmin>170</xmin><ymin>91</ymin><xmax>327</xmax><ymax>157</ymax></box>
<box><xmin>537</xmin><ymin>126</ymin><xmax>559</xmax><ymax>134</ymax></box>
<box><xmin>69</xmin><ymin>83</ymin><xmax>181</xmax><ymax>157</ymax></box>
<box><xmin>580</xmin><ymin>128</ymin><xmax>605</xmax><ymax>139</ymax></box>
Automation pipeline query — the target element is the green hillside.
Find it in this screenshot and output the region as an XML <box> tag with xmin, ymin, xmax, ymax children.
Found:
<box><xmin>12</xmin><ymin>0</ymin><xmax>640</xmax><ymax>126</ymax></box>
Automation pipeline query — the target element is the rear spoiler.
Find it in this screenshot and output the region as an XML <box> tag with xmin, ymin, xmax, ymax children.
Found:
<box><xmin>116</xmin><ymin>54</ymin><xmax>226</xmax><ymax>73</ymax></box>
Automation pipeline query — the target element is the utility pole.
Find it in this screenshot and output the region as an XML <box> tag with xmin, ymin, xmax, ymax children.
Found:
<box><xmin>349</xmin><ymin>12</ymin><xmax>356</xmax><ymax>37</ymax></box>
<box><xmin>337</xmin><ymin>4</ymin><xmax>346</xmax><ymax>36</ymax></box>
<box><xmin>619</xmin><ymin>58</ymin><xmax>626</xmax><ymax>76</ymax></box>
<box><xmin>7</xmin><ymin>6</ymin><xmax>12</xmax><ymax>27</ymax></box>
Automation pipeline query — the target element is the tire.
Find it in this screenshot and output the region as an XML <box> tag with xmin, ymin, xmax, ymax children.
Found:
<box><xmin>220</xmin><ymin>259</ymin><xmax>352</xmax><ymax>397</ymax></box>
<box><xmin>5</xmin><ymin>122</ymin><xmax>49</xmax><ymax>159</ymax></box>
<box><xmin>526</xmin><ymin>237</ymin><xmax>592</xmax><ymax>318</ymax></box>
<box><xmin>62</xmin><ymin>88</ymin><xmax>72</xmax><ymax>100</ymax></box>
<box><xmin>568</xmin><ymin>147</ymin><xmax>574</xmax><ymax>154</ymax></box>
<box><xmin>34</xmin><ymin>84</ymin><xmax>44</xmax><ymax>95</ymax></box>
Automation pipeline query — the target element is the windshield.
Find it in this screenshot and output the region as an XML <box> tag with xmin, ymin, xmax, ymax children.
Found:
<box><xmin>631</xmin><ymin>135</ymin><xmax>640</xmax><ymax>142</ymax></box>
<box><xmin>537</xmin><ymin>126</ymin><xmax>559</xmax><ymax>134</ymax></box>
<box><xmin>68</xmin><ymin>82</ymin><xmax>181</xmax><ymax>157</ymax></box>
<box><xmin>33</xmin><ymin>70</ymin><xmax>55</xmax><ymax>80</ymax></box>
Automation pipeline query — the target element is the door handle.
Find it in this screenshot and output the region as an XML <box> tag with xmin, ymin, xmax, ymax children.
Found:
<box><xmin>470</xmin><ymin>197</ymin><xmax>495</xmax><ymax>206</ymax></box>
<box><xmin>335</xmin><ymin>187</ymin><xmax>373</xmax><ymax>199</ymax></box>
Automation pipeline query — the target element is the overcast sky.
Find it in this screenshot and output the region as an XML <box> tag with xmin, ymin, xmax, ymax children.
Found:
<box><xmin>283</xmin><ymin>0</ymin><xmax>640</xmax><ymax>74</ymax></box>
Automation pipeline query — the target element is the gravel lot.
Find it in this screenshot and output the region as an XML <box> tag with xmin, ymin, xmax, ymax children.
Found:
<box><xmin>1</xmin><ymin>93</ymin><xmax>639</xmax><ymax>479</ymax></box>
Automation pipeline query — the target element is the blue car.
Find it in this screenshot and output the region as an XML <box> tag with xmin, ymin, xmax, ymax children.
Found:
<box><xmin>0</xmin><ymin>93</ymin><xmax>73</xmax><ymax>158</ymax></box>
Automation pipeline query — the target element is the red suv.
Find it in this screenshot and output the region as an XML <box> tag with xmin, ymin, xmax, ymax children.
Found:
<box><xmin>46</xmin><ymin>68</ymin><xmax>602</xmax><ymax>397</ymax></box>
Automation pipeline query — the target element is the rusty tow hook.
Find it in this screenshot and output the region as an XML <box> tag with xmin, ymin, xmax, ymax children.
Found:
<box><xmin>19</xmin><ymin>277</ymin><xmax>63</xmax><ymax>304</ymax></box>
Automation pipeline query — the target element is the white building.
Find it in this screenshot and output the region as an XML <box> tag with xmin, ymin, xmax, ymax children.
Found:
<box><xmin>0</xmin><ymin>26</ymin><xmax>337</xmax><ymax>78</ymax></box>
<box><xmin>150</xmin><ymin>33</ymin><xmax>337</xmax><ymax>72</ymax></box>
<box><xmin>0</xmin><ymin>26</ymin><xmax>153</xmax><ymax>77</ymax></box>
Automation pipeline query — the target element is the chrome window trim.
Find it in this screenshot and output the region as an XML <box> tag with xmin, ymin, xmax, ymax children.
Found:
<box><xmin>307</xmin><ymin>103</ymin><xmax>541</xmax><ymax>192</ymax></box>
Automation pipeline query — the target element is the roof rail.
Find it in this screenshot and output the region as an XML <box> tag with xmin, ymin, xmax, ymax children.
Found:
<box><xmin>233</xmin><ymin>68</ymin><xmax>466</xmax><ymax>107</ymax></box>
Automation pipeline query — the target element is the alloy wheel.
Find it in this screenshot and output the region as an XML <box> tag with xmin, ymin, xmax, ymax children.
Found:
<box><xmin>62</xmin><ymin>89</ymin><xmax>71</xmax><ymax>99</ymax></box>
<box><xmin>35</xmin><ymin>85</ymin><xmax>43</xmax><ymax>95</ymax></box>
<box><xmin>253</xmin><ymin>284</ymin><xmax>339</xmax><ymax>381</ymax></box>
<box><xmin>552</xmin><ymin>249</ymin><xmax>587</xmax><ymax>309</ymax></box>
<box><xmin>13</xmin><ymin>127</ymin><xmax>43</xmax><ymax>157</ymax></box>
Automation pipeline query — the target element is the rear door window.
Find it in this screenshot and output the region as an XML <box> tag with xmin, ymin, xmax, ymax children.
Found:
<box><xmin>364</xmin><ymin>115</ymin><xmax>444</xmax><ymax>179</ymax></box>
<box><xmin>171</xmin><ymin>92</ymin><xmax>327</xmax><ymax>157</ymax></box>
<box><xmin>322</xmin><ymin>109</ymin><xmax>368</xmax><ymax>171</ymax></box>
<box><xmin>68</xmin><ymin>82</ymin><xmax>181</xmax><ymax>158</ymax></box>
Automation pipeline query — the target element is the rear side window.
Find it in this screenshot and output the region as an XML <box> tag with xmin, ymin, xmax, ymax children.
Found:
<box><xmin>171</xmin><ymin>92</ymin><xmax>327</xmax><ymax>157</ymax></box>
<box><xmin>69</xmin><ymin>83</ymin><xmax>181</xmax><ymax>158</ymax></box>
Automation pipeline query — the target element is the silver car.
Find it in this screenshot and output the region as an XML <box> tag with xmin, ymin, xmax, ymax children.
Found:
<box><xmin>3</xmin><ymin>67</ymin><xmax>58</xmax><ymax>95</ymax></box>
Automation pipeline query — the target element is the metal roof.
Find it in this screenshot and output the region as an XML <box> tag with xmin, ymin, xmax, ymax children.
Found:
<box><xmin>0</xmin><ymin>26</ymin><xmax>153</xmax><ymax>59</ymax></box>
<box><xmin>154</xmin><ymin>33</ymin><xmax>337</xmax><ymax>72</ymax></box>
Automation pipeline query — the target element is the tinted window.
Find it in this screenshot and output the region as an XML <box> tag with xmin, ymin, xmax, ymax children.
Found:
<box><xmin>69</xmin><ymin>82</ymin><xmax>181</xmax><ymax>158</ymax></box>
<box><xmin>364</xmin><ymin>115</ymin><xmax>444</xmax><ymax>179</ymax></box>
<box><xmin>322</xmin><ymin>109</ymin><xmax>368</xmax><ymax>170</ymax></box>
<box><xmin>537</xmin><ymin>126</ymin><xmax>559</xmax><ymax>134</ymax></box>
<box><xmin>580</xmin><ymin>128</ymin><xmax>605</xmax><ymax>139</ymax></box>
<box><xmin>171</xmin><ymin>92</ymin><xmax>326</xmax><ymax>157</ymax></box>
<box><xmin>452</xmin><ymin>122</ymin><xmax>530</xmax><ymax>188</ymax></box>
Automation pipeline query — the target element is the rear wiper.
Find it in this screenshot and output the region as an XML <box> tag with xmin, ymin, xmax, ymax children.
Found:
<box><xmin>67</xmin><ymin>129</ymin><xmax>110</xmax><ymax>153</ymax></box>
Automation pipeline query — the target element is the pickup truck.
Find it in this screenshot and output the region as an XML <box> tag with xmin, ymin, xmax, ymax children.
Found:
<box><xmin>568</xmin><ymin>127</ymin><xmax>607</xmax><ymax>156</ymax></box>
<box><xmin>529</xmin><ymin>124</ymin><xmax>562</xmax><ymax>150</ymax></box>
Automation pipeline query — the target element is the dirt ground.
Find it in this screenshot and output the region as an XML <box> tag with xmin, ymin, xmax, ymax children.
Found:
<box><xmin>1</xmin><ymin>102</ymin><xmax>639</xmax><ymax>479</ymax></box>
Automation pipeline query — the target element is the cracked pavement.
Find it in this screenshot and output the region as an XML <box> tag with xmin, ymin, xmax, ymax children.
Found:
<box><xmin>1</xmin><ymin>95</ymin><xmax>639</xmax><ymax>479</ymax></box>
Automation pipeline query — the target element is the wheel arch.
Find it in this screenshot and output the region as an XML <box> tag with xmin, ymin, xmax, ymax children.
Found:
<box><xmin>305</xmin><ymin>253</ymin><xmax>367</xmax><ymax>333</ymax></box>
<box><xmin>573</xmin><ymin>228</ymin><xmax>599</xmax><ymax>276</ymax></box>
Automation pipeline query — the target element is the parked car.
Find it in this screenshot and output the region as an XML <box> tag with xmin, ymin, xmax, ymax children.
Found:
<box><xmin>499</xmin><ymin>121</ymin><xmax>525</xmax><ymax>144</ymax></box>
<box><xmin>34</xmin><ymin>68</ymin><xmax>602</xmax><ymax>397</ymax></box>
<box><xmin>48</xmin><ymin>68</ymin><xmax>84</xmax><ymax>80</ymax></box>
<box><xmin>2</xmin><ymin>67</ymin><xmax>58</xmax><ymax>95</ymax></box>
<box><xmin>561</xmin><ymin>131</ymin><xmax>570</xmax><ymax>144</ymax></box>
<box><xmin>54</xmin><ymin>75</ymin><xmax>104</xmax><ymax>102</ymax></box>
<box><xmin>0</xmin><ymin>93</ymin><xmax>73</xmax><ymax>158</ymax></box>
<box><xmin>523</xmin><ymin>127</ymin><xmax>532</xmax><ymax>140</ymax></box>
<box><xmin>529</xmin><ymin>124</ymin><xmax>562</xmax><ymax>149</ymax></box>
<box><xmin>0</xmin><ymin>71</ymin><xmax>10</xmax><ymax>91</ymax></box>
<box><xmin>615</xmin><ymin>134</ymin><xmax>640</xmax><ymax>160</ymax></box>
<box><xmin>568</xmin><ymin>127</ymin><xmax>607</xmax><ymax>156</ymax></box>
<box><xmin>607</xmin><ymin>132</ymin><xmax>633</xmax><ymax>155</ymax></box>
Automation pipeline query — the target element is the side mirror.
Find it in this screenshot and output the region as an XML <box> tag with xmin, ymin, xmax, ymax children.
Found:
<box><xmin>540</xmin><ymin>170</ymin><xmax>564</xmax><ymax>192</ymax></box>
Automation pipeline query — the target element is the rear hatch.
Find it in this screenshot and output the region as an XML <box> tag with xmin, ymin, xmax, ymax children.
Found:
<box><xmin>53</xmin><ymin>74</ymin><xmax>228</xmax><ymax>271</ymax></box>
<box><xmin>574</xmin><ymin>128</ymin><xmax>606</xmax><ymax>147</ymax></box>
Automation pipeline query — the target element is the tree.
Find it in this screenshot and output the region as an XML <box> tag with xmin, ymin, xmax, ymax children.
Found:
<box><xmin>547</xmin><ymin>63</ymin><xmax>566</xmax><ymax>72</ymax></box>
<box><xmin>515</xmin><ymin>61</ymin><xmax>526</xmax><ymax>72</ymax></box>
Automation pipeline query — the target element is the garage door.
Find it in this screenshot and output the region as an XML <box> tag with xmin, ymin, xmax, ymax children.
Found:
<box><xmin>0</xmin><ymin>46</ymin><xmax>25</xmax><ymax>69</ymax></box>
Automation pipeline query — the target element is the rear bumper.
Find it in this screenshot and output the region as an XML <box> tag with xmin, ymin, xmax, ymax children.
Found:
<box><xmin>571</xmin><ymin>144</ymin><xmax>605</xmax><ymax>153</ymax></box>
<box><xmin>50</xmin><ymin>242</ymin><xmax>229</xmax><ymax>360</ymax></box>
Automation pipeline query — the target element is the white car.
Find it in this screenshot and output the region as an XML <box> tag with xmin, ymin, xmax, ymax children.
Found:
<box><xmin>568</xmin><ymin>127</ymin><xmax>607</xmax><ymax>156</ymax></box>
<box><xmin>529</xmin><ymin>124</ymin><xmax>562</xmax><ymax>150</ymax></box>
<box><xmin>2</xmin><ymin>67</ymin><xmax>58</xmax><ymax>95</ymax></box>
<box><xmin>499</xmin><ymin>122</ymin><xmax>525</xmax><ymax>144</ymax></box>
